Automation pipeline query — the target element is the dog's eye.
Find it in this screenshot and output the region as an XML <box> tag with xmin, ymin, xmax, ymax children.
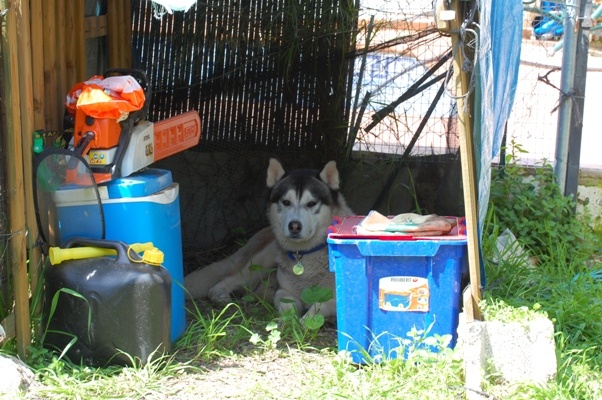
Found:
<box><xmin>307</xmin><ymin>201</ymin><xmax>317</xmax><ymax>208</ymax></box>
<box><xmin>282</xmin><ymin>200</ymin><xmax>291</xmax><ymax>206</ymax></box>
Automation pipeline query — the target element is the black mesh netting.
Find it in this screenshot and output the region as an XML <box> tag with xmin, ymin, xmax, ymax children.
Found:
<box><xmin>129</xmin><ymin>1</ymin><xmax>465</xmax><ymax>273</ymax></box>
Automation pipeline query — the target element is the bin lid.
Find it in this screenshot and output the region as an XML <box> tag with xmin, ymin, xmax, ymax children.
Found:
<box><xmin>328</xmin><ymin>215</ymin><xmax>467</xmax><ymax>242</ymax></box>
<box><xmin>103</xmin><ymin>168</ymin><xmax>173</xmax><ymax>199</ymax></box>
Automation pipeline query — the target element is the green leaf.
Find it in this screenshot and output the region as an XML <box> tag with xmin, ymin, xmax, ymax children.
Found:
<box><xmin>267</xmin><ymin>329</ymin><xmax>281</xmax><ymax>344</ymax></box>
<box><xmin>301</xmin><ymin>285</ymin><xmax>333</xmax><ymax>304</ymax></box>
<box><xmin>265</xmin><ymin>321</ymin><xmax>278</xmax><ymax>332</ymax></box>
<box><xmin>249</xmin><ymin>333</ymin><xmax>261</xmax><ymax>345</ymax></box>
<box><xmin>249</xmin><ymin>263</ymin><xmax>264</xmax><ymax>272</ymax></box>
<box><xmin>303</xmin><ymin>314</ymin><xmax>325</xmax><ymax>330</ymax></box>
<box><xmin>241</xmin><ymin>294</ymin><xmax>255</xmax><ymax>302</ymax></box>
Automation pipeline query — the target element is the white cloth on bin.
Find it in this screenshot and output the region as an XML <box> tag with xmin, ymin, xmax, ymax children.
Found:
<box><xmin>357</xmin><ymin>210</ymin><xmax>456</xmax><ymax>236</ymax></box>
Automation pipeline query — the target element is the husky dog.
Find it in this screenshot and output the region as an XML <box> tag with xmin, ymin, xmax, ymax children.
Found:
<box><xmin>184</xmin><ymin>158</ymin><xmax>353</xmax><ymax>321</ymax></box>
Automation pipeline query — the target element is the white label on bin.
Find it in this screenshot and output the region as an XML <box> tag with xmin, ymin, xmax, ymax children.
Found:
<box><xmin>379</xmin><ymin>276</ymin><xmax>429</xmax><ymax>312</ymax></box>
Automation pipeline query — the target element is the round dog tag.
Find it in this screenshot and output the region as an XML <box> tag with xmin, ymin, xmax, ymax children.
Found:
<box><xmin>293</xmin><ymin>262</ymin><xmax>304</xmax><ymax>275</ymax></box>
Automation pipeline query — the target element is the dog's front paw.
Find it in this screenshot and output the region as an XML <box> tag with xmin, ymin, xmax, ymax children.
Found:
<box><xmin>208</xmin><ymin>285</ymin><xmax>234</xmax><ymax>305</ymax></box>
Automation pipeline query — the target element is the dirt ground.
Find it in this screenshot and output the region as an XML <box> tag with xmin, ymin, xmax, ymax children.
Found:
<box><xmin>160</xmin><ymin>299</ymin><xmax>341</xmax><ymax>400</ymax></box>
<box><xmin>165</xmin><ymin>346</ymin><xmax>338</xmax><ymax>399</ymax></box>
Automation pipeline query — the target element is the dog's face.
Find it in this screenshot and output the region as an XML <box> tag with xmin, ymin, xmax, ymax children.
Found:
<box><xmin>266</xmin><ymin>158</ymin><xmax>342</xmax><ymax>250</ymax></box>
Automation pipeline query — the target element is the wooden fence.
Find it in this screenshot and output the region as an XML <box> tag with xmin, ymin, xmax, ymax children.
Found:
<box><xmin>1</xmin><ymin>0</ymin><xmax>132</xmax><ymax>359</ymax></box>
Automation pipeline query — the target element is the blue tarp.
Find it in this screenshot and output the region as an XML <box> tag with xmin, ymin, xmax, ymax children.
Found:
<box><xmin>475</xmin><ymin>0</ymin><xmax>523</xmax><ymax>233</ymax></box>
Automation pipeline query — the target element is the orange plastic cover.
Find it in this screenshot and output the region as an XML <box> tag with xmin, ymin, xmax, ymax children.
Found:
<box><xmin>153</xmin><ymin>111</ymin><xmax>202</xmax><ymax>161</ymax></box>
<box><xmin>65</xmin><ymin>75</ymin><xmax>146</xmax><ymax>121</ymax></box>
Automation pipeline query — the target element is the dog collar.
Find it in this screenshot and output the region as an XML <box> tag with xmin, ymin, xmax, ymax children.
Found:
<box><xmin>287</xmin><ymin>243</ymin><xmax>327</xmax><ymax>261</ymax></box>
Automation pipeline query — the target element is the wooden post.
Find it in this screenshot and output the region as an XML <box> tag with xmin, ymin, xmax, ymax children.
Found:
<box><xmin>107</xmin><ymin>0</ymin><xmax>120</xmax><ymax>68</ymax></box>
<box><xmin>30</xmin><ymin>0</ymin><xmax>45</xmax><ymax>130</ymax></box>
<box><xmin>3</xmin><ymin>3</ymin><xmax>32</xmax><ymax>359</ymax></box>
<box><xmin>29</xmin><ymin>2</ymin><xmax>46</xmax><ymax>336</ymax></box>
<box><xmin>15</xmin><ymin>0</ymin><xmax>43</xmax><ymax>332</ymax></box>
<box><xmin>449</xmin><ymin>0</ymin><xmax>482</xmax><ymax>320</ymax></box>
<box><xmin>122</xmin><ymin>0</ymin><xmax>133</xmax><ymax>68</ymax></box>
<box><xmin>65</xmin><ymin>1</ymin><xmax>77</xmax><ymax>88</ymax></box>
<box><xmin>74</xmin><ymin>0</ymin><xmax>87</xmax><ymax>82</ymax></box>
<box><xmin>42</xmin><ymin>0</ymin><xmax>58</xmax><ymax>129</ymax></box>
<box><xmin>108</xmin><ymin>0</ymin><xmax>132</xmax><ymax>69</ymax></box>
<box><xmin>55</xmin><ymin>0</ymin><xmax>66</xmax><ymax>127</ymax></box>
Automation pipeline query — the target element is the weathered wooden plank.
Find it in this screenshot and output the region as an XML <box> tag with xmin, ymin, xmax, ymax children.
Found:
<box><xmin>85</xmin><ymin>15</ymin><xmax>108</xmax><ymax>39</ymax></box>
<box><xmin>123</xmin><ymin>0</ymin><xmax>132</xmax><ymax>67</ymax></box>
<box><xmin>42</xmin><ymin>0</ymin><xmax>58</xmax><ymax>129</ymax></box>
<box><xmin>449</xmin><ymin>0</ymin><xmax>482</xmax><ymax>320</ymax></box>
<box><xmin>107</xmin><ymin>0</ymin><xmax>132</xmax><ymax>68</ymax></box>
<box><xmin>3</xmin><ymin>3</ymin><xmax>32</xmax><ymax>359</ymax></box>
<box><xmin>64</xmin><ymin>1</ymin><xmax>77</xmax><ymax>87</ymax></box>
<box><xmin>55</xmin><ymin>0</ymin><xmax>67</xmax><ymax>126</ymax></box>
<box><xmin>15</xmin><ymin>0</ymin><xmax>43</xmax><ymax>332</ymax></box>
<box><xmin>74</xmin><ymin>0</ymin><xmax>86</xmax><ymax>81</ymax></box>
<box><xmin>107</xmin><ymin>0</ymin><xmax>120</xmax><ymax>68</ymax></box>
<box><xmin>30</xmin><ymin>0</ymin><xmax>45</xmax><ymax>129</ymax></box>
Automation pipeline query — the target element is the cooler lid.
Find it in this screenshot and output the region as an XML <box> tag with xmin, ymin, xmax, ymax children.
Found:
<box><xmin>103</xmin><ymin>168</ymin><xmax>173</xmax><ymax>199</ymax></box>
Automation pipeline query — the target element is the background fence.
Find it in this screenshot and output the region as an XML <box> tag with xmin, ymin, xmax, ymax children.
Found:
<box><xmin>132</xmin><ymin>0</ymin><xmax>358</xmax><ymax>163</ymax></box>
<box><xmin>132</xmin><ymin>0</ymin><xmax>462</xmax><ymax>163</ymax></box>
<box><xmin>509</xmin><ymin>5</ymin><xmax>602</xmax><ymax>169</ymax></box>
<box><xmin>134</xmin><ymin>1</ymin><xmax>602</xmax><ymax>168</ymax></box>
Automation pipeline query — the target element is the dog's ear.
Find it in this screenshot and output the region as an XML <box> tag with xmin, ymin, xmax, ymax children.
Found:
<box><xmin>266</xmin><ymin>158</ymin><xmax>286</xmax><ymax>188</ymax></box>
<box><xmin>319</xmin><ymin>161</ymin><xmax>340</xmax><ymax>190</ymax></box>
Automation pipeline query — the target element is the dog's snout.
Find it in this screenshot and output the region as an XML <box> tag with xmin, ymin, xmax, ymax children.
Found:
<box><xmin>288</xmin><ymin>220</ymin><xmax>302</xmax><ymax>235</ymax></box>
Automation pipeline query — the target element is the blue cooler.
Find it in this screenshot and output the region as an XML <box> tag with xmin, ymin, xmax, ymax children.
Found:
<box><xmin>52</xmin><ymin>168</ymin><xmax>186</xmax><ymax>343</ymax></box>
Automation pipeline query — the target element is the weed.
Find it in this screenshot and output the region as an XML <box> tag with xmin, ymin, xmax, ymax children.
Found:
<box><xmin>247</xmin><ymin>321</ymin><xmax>281</xmax><ymax>350</ymax></box>
<box><xmin>489</xmin><ymin>143</ymin><xmax>600</xmax><ymax>263</ymax></box>
<box><xmin>177</xmin><ymin>302</ymin><xmax>251</xmax><ymax>359</ymax></box>
<box><xmin>28</xmin><ymin>344</ymin><xmax>197</xmax><ymax>399</ymax></box>
<box><xmin>308</xmin><ymin>328</ymin><xmax>464</xmax><ymax>399</ymax></box>
<box><xmin>474</xmin><ymin>148</ymin><xmax>602</xmax><ymax>399</ymax></box>
<box><xmin>300</xmin><ymin>285</ymin><xmax>333</xmax><ymax>330</ymax></box>
<box><xmin>480</xmin><ymin>298</ymin><xmax>547</xmax><ymax>324</ymax></box>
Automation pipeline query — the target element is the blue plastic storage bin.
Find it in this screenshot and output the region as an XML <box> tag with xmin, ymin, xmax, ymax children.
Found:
<box><xmin>328</xmin><ymin>224</ymin><xmax>466</xmax><ymax>364</ymax></box>
<box><xmin>52</xmin><ymin>168</ymin><xmax>186</xmax><ymax>343</ymax></box>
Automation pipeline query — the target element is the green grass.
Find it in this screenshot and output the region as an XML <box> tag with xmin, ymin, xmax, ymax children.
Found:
<box><xmin>2</xmin><ymin>160</ymin><xmax>602</xmax><ymax>399</ymax></box>
<box><xmin>478</xmin><ymin>225</ymin><xmax>602</xmax><ymax>400</ymax></box>
<box><xmin>6</xmin><ymin>223</ymin><xmax>597</xmax><ymax>399</ymax></box>
<box><xmin>26</xmin><ymin>349</ymin><xmax>195</xmax><ymax>399</ymax></box>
